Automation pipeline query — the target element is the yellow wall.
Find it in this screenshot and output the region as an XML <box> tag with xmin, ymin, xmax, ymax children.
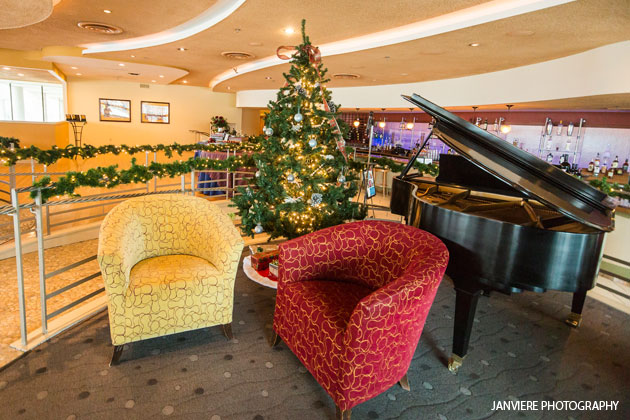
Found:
<box><xmin>0</xmin><ymin>121</ymin><xmax>69</xmax><ymax>149</ymax></box>
<box><xmin>240</xmin><ymin>108</ymin><xmax>262</xmax><ymax>137</ymax></box>
<box><xmin>66</xmin><ymin>79</ymin><xmax>241</xmax><ymax>146</ymax></box>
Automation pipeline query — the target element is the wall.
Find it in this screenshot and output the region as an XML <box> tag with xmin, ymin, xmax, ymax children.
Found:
<box><xmin>240</xmin><ymin>107</ymin><xmax>262</xmax><ymax>136</ymax></box>
<box><xmin>66</xmin><ymin>79</ymin><xmax>240</xmax><ymax>146</ymax></box>
<box><xmin>0</xmin><ymin>120</ymin><xmax>69</xmax><ymax>148</ymax></box>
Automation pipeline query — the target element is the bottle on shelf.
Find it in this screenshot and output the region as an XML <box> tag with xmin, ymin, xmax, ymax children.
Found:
<box><xmin>587</xmin><ymin>159</ymin><xmax>594</xmax><ymax>172</ymax></box>
<box><xmin>594</xmin><ymin>164</ymin><xmax>601</xmax><ymax>176</ymax></box>
<box><xmin>623</xmin><ymin>158</ymin><xmax>629</xmax><ymax>173</ymax></box>
<box><xmin>561</xmin><ymin>154</ymin><xmax>571</xmax><ymax>172</ymax></box>
<box><xmin>594</xmin><ymin>153</ymin><xmax>600</xmax><ymax>169</ymax></box>
<box><xmin>545</xmin><ymin>135</ymin><xmax>553</xmax><ymax>150</ymax></box>
<box><xmin>546</xmin><ymin>152</ymin><xmax>553</xmax><ymax>163</ymax></box>
<box><xmin>481</xmin><ymin>119</ymin><xmax>488</xmax><ymax>130</ymax></box>
<box><xmin>612</xmin><ymin>155</ymin><xmax>619</xmax><ymax>168</ymax></box>
<box><xmin>546</xmin><ymin>119</ymin><xmax>553</xmax><ymax>135</ymax></box>
<box><xmin>607</xmin><ymin>167</ymin><xmax>615</xmax><ymax>178</ymax></box>
<box><xmin>493</xmin><ymin>118</ymin><xmax>498</xmax><ymax>132</ymax></box>
<box><xmin>564</xmin><ymin>138</ymin><xmax>572</xmax><ymax>151</ymax></box>
<box><xmin>601</xmin><ymin>164</ymin><xmax>607</xmax><ymax>176</ymax></box>
<box><xmin>567</xmin><ymin>121</ymin><xmax>574</xmax><ymax>136</ymax></box>
<box><xmin>557</xmin><ymin>120</ymin><xmax>563</xmax><ymax>135</ymax></box>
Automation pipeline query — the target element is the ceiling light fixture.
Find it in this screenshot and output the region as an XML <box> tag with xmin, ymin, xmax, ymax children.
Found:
<box><xmin>130</xmin><ymin>55</ymin><xmax>135</xmax><ymax>58</ymax></box>
<box><xmin>103</xmin><ymin>10</ymin><xmax>112</xmax><ymax>14</ymax></box>
<box><xmin>151</xmin><ymin>80</ymin><xmax>156</xmax><ymax>82</ymax></box>
<box><xmin>76</xmin><ymin>73</ymin><xmax>82</xmax><ymax>76</ymax></box>
<box><xmin>353</xmin><ymin>108</ymin><xmax>360</xmax><ymax>128</ymax></box>
<box><xmin>177</xmin><ymin>47</ymin><xmax>188</xmax><ymax>51</ymax></box>
<box><xmin>118</xmin><ymin>63</ymin><xmax>125</xmax><ymax>66</ymax></box>
<box><xmin>284</xmin><ymin>27</ymin><xmax>294</xmax><ymax>35</ymax></box>
<box><xmin>469</xmin><ymin>42</ymin><xmax>480</xmax><ymax>47</ymax></box>
<box><xmin>71</xmin><ymin>66</ymin><xmax>78</xmax><ymax>69</ymax></box>
<box><xmin>3</xmin><ymin>67</ymin><xmax>11</xmax><ymax>70</ymax></box>
<box><xmin>159</xmin><ymin>75</ymin><xmax>164</xmax><ymax>78</ymax></box>
<box><xmin>379</xmin><ymin>108</ymin><xmax>386</xmax><ymax>129</ymax></box>
<box><xmin>183</xmin><ymin>80</ymin><xmax>188</xmax><ymax>84</ymax></box>
<box><xmin>265</xmin><ymin>76</ymin><xmax>272</xmax><ymax>80</ymax></box>
<box><xmin>17</xmin><ymin>73</ymin><xmax>24</xmax><ymax>76</ymax></box>
<box><xmin>500</xmin><ymin>104</ymin><xmax>513</xmax><ymax>134</ymax></box>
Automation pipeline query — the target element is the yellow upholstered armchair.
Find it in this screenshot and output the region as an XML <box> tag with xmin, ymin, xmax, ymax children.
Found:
<box><xmin>97</xmin><ymin>194</ymin><xmax>244</xmax><ymax>365</ymax></box>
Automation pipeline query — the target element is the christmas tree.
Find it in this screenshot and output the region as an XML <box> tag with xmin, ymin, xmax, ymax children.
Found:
<box><xmin>233</xmin><ymin>20</ymin><xmax>366</xmax><ymax>240</ymax></box>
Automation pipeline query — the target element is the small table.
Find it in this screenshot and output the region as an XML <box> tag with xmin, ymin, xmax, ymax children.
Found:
<box><xmin>242</xmin><ymin>256</ymin><xmax>278</xmax><ymax>289</ymax></box>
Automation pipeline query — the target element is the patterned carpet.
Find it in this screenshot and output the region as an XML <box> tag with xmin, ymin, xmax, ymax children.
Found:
<box><xmin>0</xmin><ymin>258</ymin><xmax>629</xmax><ymax>420</ymax></box>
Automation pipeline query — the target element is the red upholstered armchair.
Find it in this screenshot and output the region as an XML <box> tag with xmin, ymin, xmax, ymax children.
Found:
<box><xmin>271</xmin><ymin>220</ymin><xmax>449</xmax><ymax>419</ymax></box>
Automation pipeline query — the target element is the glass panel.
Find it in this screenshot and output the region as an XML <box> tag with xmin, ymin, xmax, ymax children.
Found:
<box><xmin>0</xmin><ymin>81</ymin><xmax>11</xmax><ymax>120</ymax></box>
<box><xmin>11</xmin><ymin>82</ymin><xmax>44</xmax><ymax>122</ymax></box>
<box><xmin>43</xmin><ymin>84</ymin><xmax>64</xmax><ymax>122</ymax></box>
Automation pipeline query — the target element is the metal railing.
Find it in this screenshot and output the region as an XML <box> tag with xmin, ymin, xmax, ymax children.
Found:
<box><xmin>2</xmin><ymin>150</ymin><xmax>254</xmax><ymax>351</ymax></box>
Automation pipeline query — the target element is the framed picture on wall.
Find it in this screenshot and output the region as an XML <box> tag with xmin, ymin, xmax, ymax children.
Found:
<box><xmin>99</xmin><ymin>98</ymin><xmax>131</xmax><ymax>122</ymax></box>
<box><xmin>141</xmin><ymin>101</ymin><xmax>170</xmax><ymax>124</ymax></box>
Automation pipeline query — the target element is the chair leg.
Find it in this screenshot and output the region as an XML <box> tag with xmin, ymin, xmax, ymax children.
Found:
<box><xmin>335</xmin><ymin>405</ymin><xmax>351</xmax><ymax>420</ymax></box>
<box><xmin>110</xmin><ymin>345</ymin><xmax>124</xmax><ymax>367</ymax></box>
<box><xmin>399</xmin><ymin>373</ymin><xmax>411</xmax><ymax>391</ymax></box>
<box><xmin>221</xmin><ymin>323</ymin><xmax>234</xmax><ymax>340</ymax></box>
<box><xmin>269</xmin><ymin>330</ymin><xmax>282</xmax><ymax>348</ymax></box>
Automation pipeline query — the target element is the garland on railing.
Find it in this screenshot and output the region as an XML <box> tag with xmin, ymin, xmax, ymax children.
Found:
<box><xmin>589</xmin><ymin>177</ymin><xmax>630</xmax><ymax>201</ymax></box>
<box><xmin>0</xmin><ymin>136</ymin><xmax>20</xmax><ymax>149</ymax></box>
<box><xmin>31</xmin><ymin>155</ymin><xmax>256</xmax><ymax>202</ymax></box>
<box><xmin>0</xmin><ymin>141</ymin><xmax>261</xmax><ymax>166</ymax></box>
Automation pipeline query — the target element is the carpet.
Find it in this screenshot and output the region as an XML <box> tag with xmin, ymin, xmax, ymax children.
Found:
<box><xmin>0</xmin><ymin>256</ymin><xmax>629</xmax><ymax>420</ymax></box>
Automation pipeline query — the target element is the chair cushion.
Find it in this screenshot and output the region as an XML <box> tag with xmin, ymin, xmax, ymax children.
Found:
<box><xmin>117</xmin><ymin>254</ymin><xmax>233</xmax><ymax>342</ymax></box>
<box><xmin>274</xmin><ymin>280</ymin><xmax>373</xmax><ymax>396</ymax></box>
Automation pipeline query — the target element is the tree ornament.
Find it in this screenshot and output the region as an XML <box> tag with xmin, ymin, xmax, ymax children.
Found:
<box><xmin>287</xmin><ymin>173</ymin><xmax>295</xmax><ymax>182</ymax></box>
<box><xmin>255</xmin><ymin>171</ymin><xmax>260</xmax><ymax>178</ymax></box>
<box><xmin>264</xmin><ymin>127</ymin><xmax>274</xmax><ymax>136</ymax></box>
<box><xmin>284</xmin><ymin>196</ymin><xmax>302</xmax><ymax>203</ymax></box>
<box><xmin>310</xmin><ymin>193</ymin><xmax>323</xmax><ymax>206</ymax></box>
<box><xmin>254</xmin><ymin>224</ymin><xmax>264</xmax><ymax>234</ymax></box>
<box><xmin>308</xmin><ymin>138</ymin><xmax>317</xmax><ymax>148</ymax></box>
<box><xmin>291</xmin><ymin>123</ymin><xmax>302</xmax><ymax>132</ymax></box>
<box><xmin>337</xmin><ymin>174</ymin><xmax>346</xmax><ymax>184</ymax></box>
<box><xmin>294</xmin><ymin>112</ymin><xmax>303</xmax><ymax>122</ymax></box>
<box><xmin>327</xmin><ymin>101</ymin><xmax>337</xmax><ymax>113</ymax></box>
<box><xmin>324</xmin><ymin>155</ymin><xmax>334</xmax><ymax>160</ymax></box>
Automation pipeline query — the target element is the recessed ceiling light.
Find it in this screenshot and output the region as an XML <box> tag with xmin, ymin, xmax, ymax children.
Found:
<box><xmin>284</xmin><ymin>27</ymin><xmax>294</xmax><ymax>35</ymax></box>
<box><xmin>265</xmin><ymin>76</ymin><xmax>272</xmax><ymax>80</ymax></box>
<box><xmin>76</xmin><ymin>73</ymin><xmax>82</xmax><ymax>76</ymax></box>
<box><xmin>227</xmin><ymin>86</ymin><xmax>231</xmax><ymax>90</ymax></box>
<box><xmin>2</xmin><ymin>67</ymin><xmax>11</xmax><ymax>70</ymax></box>
<box><xmin>469</xmin><ymin>42</ymin><xmax>480</xmax><ymax>47</ymax></box>
<box><xmin>103</xmin><ymin>10</ymin><xmax>112</xmax><ymax>14</ymax></box>
<box><xmin>400</xmin><ymin>73</ymin><xmax>408</xmax><ymax>76</ymax></box>
<box><xmin>71</xmin><ymin>66</ymin><xmax>78</xmax><ymax>69</ymax></box>
<box><xmin>130</xmin><ymin>55</ymin><xmax>135</xmax><ymax>58</ymax></box>
<box><xmin>151</xmin><ymin>80</ymin><xmax>156</xmax><ymax>83</ymax></box>
<box><xmin>182</xmin><ymin>80</ymin><xmax>188</xmax><ymax>84</ymax></box>
<box><xmin>159</xmin><ymin>75</ymin><xmax>164</xmax><ymax>78</ymax></box>
<box><xmin>234</xmin><ymin>28</ymin><xmax>241</xmax><ymax>33</ymax></box>
<box><xmin>118</xmin><ymin>63</ymin><xmax>125</xmax><ymax>66</ymax></box>
<box><xmin>17</xmin><ymin>73</ymin><xmax>24</xmax><ymax>76</ymax></box>
<box><xmin>177</xmin><ymin>47</ymin><xmax>188</xmax><ymax>51</ymax></box>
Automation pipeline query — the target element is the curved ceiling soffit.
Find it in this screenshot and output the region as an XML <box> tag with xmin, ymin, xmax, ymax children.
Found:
<box><xmin>210</xmin><ymin>0</ymin><xmax>575</xmax><ymax>90</ymax></box>
<box><xmin>80</xmin><ymin>0</ymin><xmax>246</xmax><ymax>54</ymax></box>
<box><xmin>0</xmin><ymin>0</ymin><xmax>62</xmax><ymax>30</ymax></box>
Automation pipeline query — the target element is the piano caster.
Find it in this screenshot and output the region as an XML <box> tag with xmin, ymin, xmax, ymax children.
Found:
<box><xmin>565</xmin><ymin>312</ymin><xmax>582</xmax><ymax>328</ymax></box>
<box><xmin>448</xmin><ymin>354</ymin><xmax>464</xmax><ymax>373</ymax></box>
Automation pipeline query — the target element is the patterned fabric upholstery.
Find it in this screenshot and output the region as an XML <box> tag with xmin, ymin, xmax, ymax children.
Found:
<box><xmin>273</xmin><ymin>220</ymin><xmax>449</xmax><ymax>411</ymax></box>
<box><xmin>98</xmin><ymin>194</ymin><xmax>244</xmax><ymax>346</ymax></box>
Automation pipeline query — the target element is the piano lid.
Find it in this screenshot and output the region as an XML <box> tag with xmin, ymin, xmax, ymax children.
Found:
<box><xmin>403</xmin><ymin>93</ymin><xmax>615</xmax><ymax>232</ymax></box>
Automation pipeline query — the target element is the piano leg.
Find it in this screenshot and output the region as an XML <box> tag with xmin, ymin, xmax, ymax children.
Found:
<box><xmin>449</xmin><ymin>285</ymin><xmax>482</xmax><ymax>373</ymax></box>
<box><xmin>565</xmin><ymin>290</ymin><xmax>587</xmax><ymax>328</ymax></box>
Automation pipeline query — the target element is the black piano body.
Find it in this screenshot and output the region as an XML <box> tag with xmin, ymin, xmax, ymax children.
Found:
<box><xmin>391</xmin><ymin>94</ymin><xmax>615</xmax><ymax>373</ymax></box>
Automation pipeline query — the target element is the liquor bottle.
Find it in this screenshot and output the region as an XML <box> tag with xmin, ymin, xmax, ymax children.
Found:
<box><xmin>561</xmin><ymin>155</ymin><xmax>571</xmax><ymax>172</ymax></box>
<box><xmin>493</xmin><ymin>118</ymin><xmax>498</xmax><ymax>132</ymax></box>
<box><xmin>546</xmin><ymin>152</ymin><xmax>553</xmax><ymax>163</ymax></box>
<box><xmin>557</xmin><ymin>120</ymin><xmax>563</xmax><ymax>135</ymax></box>
<box><xmin>567</xmin><ymin>121</ymin><xmax>574</xmax><ymax>136</ymax></box>
<box><xmin>594</xmin><ymin>164</ymin><xmax>600</xmax><ymax>176</ymax></box>
<box><xmin>587</xmin><ymin>159</ymin><xmax>594</xmax><ymax>172</ymax></box>
<box><xmin>623</xmin><ymin>158</ymin><xmax>629</xmax><ymax>173</ymax></box>
<box><xmin>612</xmin><ymin>156</ymin><xmax>619</xmax><ymax>168</ymax></box>
<box><xmin>617</xmin><ymin>166</ymin><xmax>624</xmax><ymax>176</ymax></box>
<box><xmin>564</xmin><ymin>138</ymin><xmax>572</xmax><ymax>151</ymax></box>
<box><xmin>546</xmin><ymin>119</ymin><xmax>553</xmax><ymax>135</ymax></box>
<box><xmin>601</xmin><ymin>164</ymin><xmax>607</xmax><ymax>176</ymax></box>
<box><xmin>545</xmin><ymin>136</ymin><xmax>553</xmax><ymax>150</ymax></box>
<box><xmin>607</xmin><ymin>167</ymin><xmax>614</xmax><ymax>178</ymax></box>
<box><xmin>594</xmin><ymin>153</ymin><xmax>600</xmax><ymax>169</ymax></box>
<box><xmin>481</xmin><ymin>119</ymin><xmax>488</xmax><ymax>130</ymax></box>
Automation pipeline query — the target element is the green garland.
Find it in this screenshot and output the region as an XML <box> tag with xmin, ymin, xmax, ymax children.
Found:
<box><xmin>0</xmin><ymin>136</ymin><xmax>20</xmax><ymax>149</ymax></box>
<box><xmin>0</xmin><ymin>140</ymin><xmax>260</xmax><ymax>166</ymax></box>
<box><xmin>589</xmin><ymin>177</ymin><xmax>630</xmax><ymax>201</ymax></box>
<box><xmin>31</xmin><ymin>155</ymin><xmax>256</xmax><ymax>202</ymax></box>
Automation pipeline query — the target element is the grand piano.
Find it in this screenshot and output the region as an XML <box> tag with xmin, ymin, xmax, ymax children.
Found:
<box><xmin>391</xmin><ymin>94</ymin><xmax>616</xmax><ymax>373</ymax></box>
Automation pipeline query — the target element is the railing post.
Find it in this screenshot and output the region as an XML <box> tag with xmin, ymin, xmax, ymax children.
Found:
<box><xmin>145</xmin><ymin>151</ymin><xmax>150</xmax><ymax>193</ymax></box>
<box><xmin>226</xmin><ymin>149</ymin><xmax>230</xmax><ymax>199</ymax></box>
<box><xmin>10</xmin><ymin>186</ymin><xmax>28</xmax><ymax>347</ymax></box>
<box><xmin>181</xmin><ymin>174</ymin><xmax>185</xmax><ymax>193</ymax></box>
<box><xmin>44</xmin><ymin>164</ymin><xmax>51</xmax><ymax>235</ymax></box>
<box><xmin>190</xmin><ymin>170</ymin><xmax>195</xmax><ymax>196</ymax></box>
<box><xmin>153</xmin><ymin>152</ymin><xmax>158</xmax><ymax>192</ymax></box>
<box><xmin>34</xmin><ymin>189</ymin><xmax>48</xmax><ymax>334</ymax></box>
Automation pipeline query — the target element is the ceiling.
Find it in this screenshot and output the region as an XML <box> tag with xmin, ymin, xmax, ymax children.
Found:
<box><xmin>0</xmin><ymin>0</ymin><xmax>629</xmax><ymax>109</ymax></box>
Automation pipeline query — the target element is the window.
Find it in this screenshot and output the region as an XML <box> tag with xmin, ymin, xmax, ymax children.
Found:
<box><xmin>0</xmin><ymin>80</ymin><xmax>64</xmax><ymax>122</ymax></box>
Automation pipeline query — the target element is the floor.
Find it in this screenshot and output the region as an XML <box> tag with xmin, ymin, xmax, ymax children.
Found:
<box><xmin>0</xmin><ymin>255</ymin><xmax>628</xmax><ymax>420</ymax></box>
